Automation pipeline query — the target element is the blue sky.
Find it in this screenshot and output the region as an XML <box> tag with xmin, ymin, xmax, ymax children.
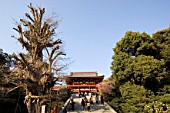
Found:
<box><xmin>0</xmin><ymin>0</ymin><xmax>170</xmax><ymax>79</ymax></box>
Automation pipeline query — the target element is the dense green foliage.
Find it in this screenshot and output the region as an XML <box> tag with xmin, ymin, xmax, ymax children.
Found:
<box><xmin>0</xmin><ymin>49</ymin><xmax>12</xmax><ymax>84</ymax></box>
<box><xmin>58</xmin><ymin>88</ymin><xmax>71</xmax><ymax>102</ymax></box>
<box><xmin>110</xmin><ymin>28</ymin><xmax>170</xmax><ymax>113</ymax></box>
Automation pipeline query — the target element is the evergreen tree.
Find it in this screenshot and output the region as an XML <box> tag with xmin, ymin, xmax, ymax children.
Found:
<box><xmin>110</xmin><ymin>30</ymin><xmax>170</xmax><ymax>112</ymax></box>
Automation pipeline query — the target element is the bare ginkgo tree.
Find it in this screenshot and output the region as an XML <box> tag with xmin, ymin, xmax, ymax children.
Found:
<box><xmin>12</xmin><ymin>3</ymin><xmax>66</xmax><ymax>113</ymax></box>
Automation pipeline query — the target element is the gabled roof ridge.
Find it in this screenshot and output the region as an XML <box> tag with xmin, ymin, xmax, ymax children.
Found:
<box><xmin>71</xmin><ymin>71</ymin><xmax>97</xmax><ymax>73</ymax></box>
<box><xmin>70</xmin><ymin>72</ymin><xmax>97</xmax><ymax>76</ymax></box>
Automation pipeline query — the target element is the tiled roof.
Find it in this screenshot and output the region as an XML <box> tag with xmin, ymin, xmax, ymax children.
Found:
<box><xmin>70</xmin><ymin>72</ymin><xmax>98</xmax><ymax>77</ymax></box>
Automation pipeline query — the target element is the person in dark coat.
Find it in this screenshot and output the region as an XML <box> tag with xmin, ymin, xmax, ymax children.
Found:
<box><xmin>81</xmin><ymin>98</ymin><xmax>85</xmax><ymax>111</ymax></box>
<box><xmin>100</xmin><ymin>95</ymin><xmax>104</xmax><ymax>105</ymax></box>
<box><xmin>95</xmin><ymin>94</ymin><xmax>99</xmax><ymax>104</ymax></box>
<box><xmin>70</xmin><ymin>98</ymin><xmax>75</xmax><ymax>111</ymax></box>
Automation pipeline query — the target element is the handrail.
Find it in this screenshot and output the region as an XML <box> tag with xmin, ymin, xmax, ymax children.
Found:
<box><xmin>104</xmin><ymin>101</ymin><xmax>117</xmax><ymax>113</ymax></box>
<box><xmin>58</xmin><ymin>97</ymin><xmax>71</xmax><ymax>113</ymax></box>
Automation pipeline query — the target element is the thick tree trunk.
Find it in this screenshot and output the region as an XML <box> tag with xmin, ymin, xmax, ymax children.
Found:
<box><xmin>26</xmin><ymin>99</ymin><xmax>41</xmax><ymax>113</ymax></box>
<box><xmin>26</xmin><ymin>98</ymin><xmax>32</xmax><ymax>113</ymax></box>
<box><xmin>25</xmin><ymin>92</ymin><xmax>38</xmax><ymax>113</ymax></box>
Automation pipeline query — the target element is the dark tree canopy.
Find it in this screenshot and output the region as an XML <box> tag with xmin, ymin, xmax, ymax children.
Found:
<box><xmin>0</xmin><ymin>49</ymin><xmax>14</xmax><ymax>86</ymax></box>
<box><xmin>110</xmin><ymin>29</ymin><xmax>170</xmax><ymax>112</ymax></box>
<box><xmin>114</xmin><ymin>31</ymin><xmax>160</xmax><ymax>57</ymax></box>
<box><xmin>152</xmin><ymin>28</ymin><xmax>170</xmax><ymax>74</ymax></box>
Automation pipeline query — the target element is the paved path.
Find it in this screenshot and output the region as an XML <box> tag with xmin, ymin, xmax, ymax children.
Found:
<box><xmin>67</xmin><ymin>96</ymin><xmax>116</xmax><ymax>113</ymax></box>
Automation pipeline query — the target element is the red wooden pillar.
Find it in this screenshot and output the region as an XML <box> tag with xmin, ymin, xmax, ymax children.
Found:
<box><xmin>78</xmin><ymin>80</ymin><xmax>80</xmax><ymax>94</ymax></box>
<box><xmin>89</xmin><ymin>85</ymin><xmax>90</xmax><ymax>93</ymax></box>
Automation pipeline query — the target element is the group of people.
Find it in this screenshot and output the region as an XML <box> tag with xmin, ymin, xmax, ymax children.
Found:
<box><xmin>80</xmin><ymin>93</ymin><xmax>104</xmax><ymax>112</ymax></box>
<box><xmin>81</xmin><ymin>96</ymin><xmax>93</xmax><ymax>111</ymax></box>
<box><xmin>65</xmin><ymin>93</ymin><xmax>104</xmax><ymax>112</ymax></box>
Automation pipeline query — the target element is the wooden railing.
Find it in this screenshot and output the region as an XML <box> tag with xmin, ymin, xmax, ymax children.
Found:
<box><xmin>58</xmin><ymin>98</ymin><xmax>71</xmax><ymax>113</ymax></box>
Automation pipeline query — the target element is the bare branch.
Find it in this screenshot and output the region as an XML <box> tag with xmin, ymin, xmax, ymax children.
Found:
<box><xmin>39</xmin><ymin>7</ymin><xmax>45</xmax><ymax>23</ymax></box>
<box><xmin>28</xmin><ymin>3</ymin><xmax>36</xmax><ymax>22</ymax></box>
<box><xmin>13</xmin><ymin>25</ymin><xmax>31</xmax><ymax>51</ymax></box>
<box><xmin>5</xmin><ymin>85</ymin><xmax>22</xmax><ymax>96</ymax></box>
<box><xmin>48</xmin><ymin>45</ymin><xmax>59</xmax><ymax>61</ymax></box>
<box><xmin>45</xmin><ymin>47</ymin><xmax>50</xmax><ymax>56</ymax></box>
<box><xmin>33</xmin><ymin>45</ymin><xmax>38</xmax><ymax>60</ymax></box>
<box><xmin>13</xmin><ymin>54</ymin><xmax>24</xmax><ymax>66</ymax></box>
<box><xmin>19</xmin><ymin>53</ymin><xmax>30</xmax><ymax>68</ymax></box>
<box><xmin>52</xmin><ymin>52</ymin><xmax>66</xmax><ymax>61</ymax></box>
<box><xmin>46</xmin><ymin>39</ymin><xmax>62</xmax><ymax>47</ymax></box>
<box><xmin>25</xmin><ymin>13</ymin><xmax>34</xmax><ymax>23</ymax></box>
<box><xmin>52</xmin><ymin>66</ymin><xmax>65</xmax><ymax>73</ymax></box>
<box><xmin>13</xmin><ymin>28</ymin><xmax>19</xmax><ymax>32</ymax></box>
